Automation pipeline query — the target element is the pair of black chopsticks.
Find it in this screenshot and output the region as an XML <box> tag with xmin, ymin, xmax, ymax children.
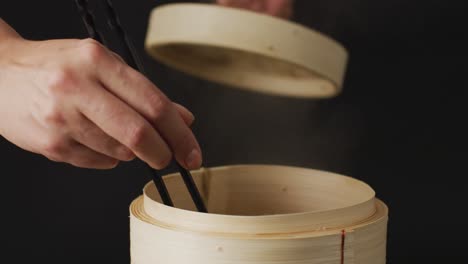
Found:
<box><xmin>74</xmin><ymin>0</ymin><xmax>207</xmax><ymax>213</ymax></box>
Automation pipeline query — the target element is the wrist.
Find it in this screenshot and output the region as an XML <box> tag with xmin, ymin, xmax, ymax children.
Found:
<box><xmin>0</xmin><ymin>19</ymin><xmax>24</xmax><ymax>137</ymax></box>
<box><xmin>0</xmin><ymin>19</ymin><xmax>24</xmax><ymax>56</ymax></box>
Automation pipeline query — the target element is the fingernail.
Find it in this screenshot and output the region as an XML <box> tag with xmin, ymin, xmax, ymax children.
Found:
<box><xmin>185</xmin><ymin>148</ymin><xmax>201</xmax><ymax>169</ymax></box>
<box><xmin>188</xmin><ymin>113</ymin><xmax>195</xmax><ymax>127</ymax></box>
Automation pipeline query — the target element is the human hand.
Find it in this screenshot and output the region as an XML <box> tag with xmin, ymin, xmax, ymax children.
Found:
<box><xmin>0</xmin><ymin>32</ymin><xmax>202</xmax><ymax>170</ymax></box>
<box><xmin>216</xmin><ymin>0</ymin><xmax>293</xmax><ymax>19</ymax></box>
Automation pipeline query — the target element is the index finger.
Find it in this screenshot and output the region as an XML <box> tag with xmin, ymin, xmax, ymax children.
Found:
<box><xmin>87</xmin><ymin>44</ymin><xmax>202</xmax><ymax>169</ymax></box>
<box><xmin>76</xmin><ymin>81</ymin><xmax>173</xmax><ymax>169</ymax></box>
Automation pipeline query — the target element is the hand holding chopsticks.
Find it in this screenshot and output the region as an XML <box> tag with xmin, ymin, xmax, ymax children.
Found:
<box><xmin>75</xmin><ymin>0</ymin><xmax>208</xmax><ymax>212</ymax></box>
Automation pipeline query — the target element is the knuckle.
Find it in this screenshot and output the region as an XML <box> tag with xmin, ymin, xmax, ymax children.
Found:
<box><xmin>80</xmin><ymin>38</ymin><xmax>105</xmax><ymax>64</ymax></box>
<box><xmin>114</xmin><ymin>60</ymin><xmax>127</xmax><ymax>76</ymax></box>
<box><xmin>41</xmin><ymin>84</ymin><xmax>68</xmax><ymax>126</ymax></box>
<box><xmin>42</xmin><ymin>136</ymin><xmax>67</xmax><ymax>158</ymax></box>
<box><xmin>42</xmin><ymin>104</ymin><xmax>65</xmax><ymax>126</ymax></box>
<box><xmin>151</xmin><ymin>152</ymin><xmax>172</xmax><ymax>169</ymax></box>
<box><xmin>146</xmin><ymin>93</ymin><xmax>170</xmax><ymax>121</ymax></box>
<box><xmin>126</xmin><ymin>122</ymin><xmax>148</xmax><ymax>149</ymax></box>
<box><xmin>117</xmin><ymin>147</ymin><xmax>136</xmax><ymax>161</ymax></box>
<box><xmin>47</xmin><ymin>68</ymin><xmax>76</xmax><ymax>95</ymax></box>
<box><xmin>110</xmin><ymin>51</ymin><xmax>124</xmax><ymax>62</ymax></box>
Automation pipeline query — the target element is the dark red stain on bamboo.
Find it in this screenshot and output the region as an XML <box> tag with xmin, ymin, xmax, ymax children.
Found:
<box><xmin>341</xmin><ymin>229</ymin><xmax>346</xmax><ymax>264</ymax></box>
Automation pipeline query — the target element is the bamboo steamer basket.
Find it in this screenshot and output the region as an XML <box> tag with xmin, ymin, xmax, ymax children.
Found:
<box><xmin>134</xmin><ymin>3</ymin><xmax>386</xmax><ymax>263</ymax></box>
<box><xmin>144</xmin><ymin>3</ymin><xmax>348</xmax><ymax>98</ymax></box>
<box><xmin>130</xmin><ymin>165</ymin><xmax>388</xmax><ymax>263</ymax></box>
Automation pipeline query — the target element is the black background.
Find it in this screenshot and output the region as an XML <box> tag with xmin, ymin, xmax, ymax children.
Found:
<box><xmin>1</xmin><ymin>0</ymin><xmax>467</xmax><ymax>263</ymax></box>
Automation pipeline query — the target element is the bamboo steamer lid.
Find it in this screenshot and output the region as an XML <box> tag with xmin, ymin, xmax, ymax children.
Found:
<box><xmin>130</xmin><ymin>165</ymin><xmax>388</xmax><ymax>263</ymax></box>
<box><xmin>144</xmin><ymin>3</ymin><xmax>349</xmax><ymax>98</ymax></box>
